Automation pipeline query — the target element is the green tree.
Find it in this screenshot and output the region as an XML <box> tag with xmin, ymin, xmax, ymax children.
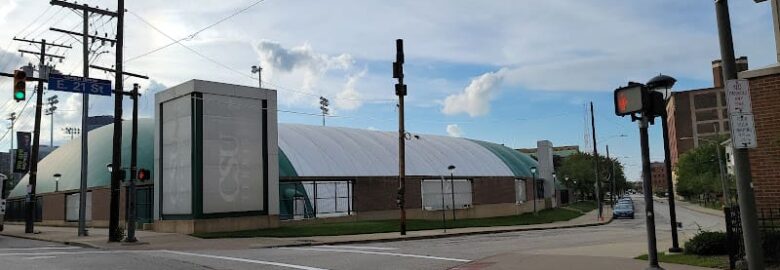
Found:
<box><xmin>674</xmin><ymin>139</ymin><xmax>727</xmax><ymax>201</ymax></box>
<box><xmin>558</xmin><ymin>152</ymin><xmax>627</xmax><ymax>201</ymax></box>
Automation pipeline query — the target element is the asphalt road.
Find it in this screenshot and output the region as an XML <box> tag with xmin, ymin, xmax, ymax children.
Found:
<box><xmin>0</xmin><ymin>195</ymin><xmax>726</xmax><ymax>270</ymax></box>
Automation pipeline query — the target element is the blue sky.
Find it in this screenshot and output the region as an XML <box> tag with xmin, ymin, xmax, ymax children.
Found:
<box><xmin>0</xmin><ymin>0</ymin><xmax>776</xmax><ymax>180</ymax></box>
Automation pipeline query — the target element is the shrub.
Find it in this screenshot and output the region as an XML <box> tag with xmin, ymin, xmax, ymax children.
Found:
<box><xmin>684</xmin><ymin>231</ymin><xmax>728</xmax><ymax>256</ymax></box>
<box><xmin>764</xmin><ymin>231</ymin><xmax>780</xmax><ymax>263</ymax></box>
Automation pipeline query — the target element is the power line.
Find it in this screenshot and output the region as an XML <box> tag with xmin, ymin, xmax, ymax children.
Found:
<box><xmin>125</xmin><ymin>0</ymin><xmax>265</xmax><ymax>62</ymax></box>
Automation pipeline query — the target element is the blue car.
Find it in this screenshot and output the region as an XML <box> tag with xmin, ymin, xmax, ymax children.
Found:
<box><xmin>613</xmin><ymin>203</ymin><xmax>635</xmax><ymax>219</ymax></box>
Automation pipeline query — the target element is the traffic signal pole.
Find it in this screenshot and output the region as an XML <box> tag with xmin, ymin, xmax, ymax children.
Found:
<box><xmin>714</xmin><ymin>1</ymin><xmax>765</xmax><ymax>268</ymax></box>
<box><xmin>126</xmin><ymin>83</ymin><xmax>139</xmax><ymax>243</ymax></box>
<box><xmin>639</xmin><ymin>113</ymin><xmax>663</xmax><ymax>270</ymax></box>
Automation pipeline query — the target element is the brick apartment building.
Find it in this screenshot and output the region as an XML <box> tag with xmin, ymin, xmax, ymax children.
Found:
<box><xmin>650</xmin><ymin>162</ymin><xmax>668</xmax><ymax>193</ymax></box>
<box><xmin>666</xmin><ymin>57</ymin><xmax>749</xmax><ymax>167</ymax></box>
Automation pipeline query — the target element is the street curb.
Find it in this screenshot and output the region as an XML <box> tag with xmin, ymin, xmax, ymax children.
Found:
<box><xmin>653</xmin><ymin>198</ymin><xmax>725</xmax><ymax>217</ymax></box>
<box><xmin>255</xmin><ymin>217</ymin><xmax>615</xmax><ymax>249</ymax></box>
<box><xmin>0</xmin><ymin>232</ymin><xmax>102</xmax><ymax>249</ymax></box>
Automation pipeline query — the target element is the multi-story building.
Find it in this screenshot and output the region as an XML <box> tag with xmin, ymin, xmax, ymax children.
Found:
<box><xmin>650</xmin><ymin>162</ymin><xmax>667</xmax><ymax>193</ymax></box>
<box><xmin>667</xmin><ymin>57</ymin><xmax>749</xmax><ymax>166</ymax></box>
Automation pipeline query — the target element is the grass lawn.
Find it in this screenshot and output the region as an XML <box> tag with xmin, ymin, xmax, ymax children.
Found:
<box><xmin>635</xmin><ymin>253</ymin><xmax>729</xmax><ymax>269</ymax></box>
<box><xmin>193</xmin><ymin>207</ymin><xmax>585</xmax><ymax>239</ymax></box>
<box><xmin>565</xmin><ymin>201</ymin><xmax>599</xmax><ymax>213</ymax></box>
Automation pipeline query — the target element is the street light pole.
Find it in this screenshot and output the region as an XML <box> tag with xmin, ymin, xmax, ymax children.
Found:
<box><xmin>448</xmin><ymin>165</ymin><xmax>456</xmax><ymax>221</ymax></box>
<box><xmin>647</xmin><ymin>74</ymin><xmax>682</xmax><ymax>253</ymax></box>
<box><xmin>531</xmin><ymin>167</ymin><xmax>537</xmax><ymax>215</ymax></box>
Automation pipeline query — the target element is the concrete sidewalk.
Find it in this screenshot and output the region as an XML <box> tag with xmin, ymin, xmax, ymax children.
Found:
<box><xmin>0</xmin><ymin>207</ymin><xmax>612</xmax><ymax>251</ymax></box>
<box><xmin>450</xmin><ymin>253</ymin><xmax>715</xmax><ymax>270</ymax></box>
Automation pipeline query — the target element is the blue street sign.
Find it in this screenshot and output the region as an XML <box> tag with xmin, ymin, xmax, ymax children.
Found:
<box><xmin>48</xmin><ymin>73</ymin><xmax>112</xmax><ymax>96</ymax></box>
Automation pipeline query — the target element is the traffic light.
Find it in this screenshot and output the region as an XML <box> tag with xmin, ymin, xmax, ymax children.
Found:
<box><xmin>614</xmin><ymin>82</ymin><xmax>645</xmax><ymax>116</ymax></box>
<box><xmin>137</xmin><ymin>168</ymin><xmax>150</xmax><ymax>181</ymax></box>
<box><xmin>13</xmin><ymin>70</ymin><xmax>26</xmax><ymax>102</ymax></box>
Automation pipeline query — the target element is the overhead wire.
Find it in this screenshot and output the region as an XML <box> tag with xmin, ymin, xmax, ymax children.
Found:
<box><xmin>125</xmin><ymin>0</ymin><xmax>265</xmax><ymax>63</ymax></box>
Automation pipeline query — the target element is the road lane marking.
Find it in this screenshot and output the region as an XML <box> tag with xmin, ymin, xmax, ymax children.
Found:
<box><xmin>281</xmin><ymin>247</ymin><xmax>471</xmax><ymax>262</ymax></box>
<box><xmin>0</xmin><ymin>251</ymin><xmax>117</xmax><ymax>256</ymax></box>
<box><xmin>23</xmin><ymin>256</ymin><xmax>58</xmax><ymax>260</ymax></box>
<box><xmin>160</xmin><ymin>250</ymin><xmax>331</xmax><ymax>270</ymax></box>
<box><xmin>0</xmin><ymin>246</ymin><xmax>81</xmax><ymax>251</ymax></box>
<box><xmin>312</xmin><ymin>245</ymin><xmax>398</xmax><ymax>251</ymax></box>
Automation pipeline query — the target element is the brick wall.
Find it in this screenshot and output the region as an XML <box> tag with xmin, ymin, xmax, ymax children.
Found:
<box><xmin>472</xmin><ymin>177</ymin><xmax>516</xmax><ymax>205</ymax></box>
<box><xmin>744</xmin><ymin>70</ymin><xmax>780</xmax><ymax>209</ymax></box>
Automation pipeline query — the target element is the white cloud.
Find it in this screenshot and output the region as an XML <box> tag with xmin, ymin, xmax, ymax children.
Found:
<box><xmin>333</xmin><ymin>69</ymin><xmax>366</xmax><ymax>111</ymax></box>
<box><xmin>255</xmin><ymin>41</ymin><xmax>353</xmax><ymax>91</ymax></box>
<box><xmin>446</xmin><ymin>124</ymin><xmax>462</xmax><ymax>137</ymax></box>
<box><xmin>441</xmin><ymin>69</ymin><xmax>506</xmax><ymax>117</ymax></box>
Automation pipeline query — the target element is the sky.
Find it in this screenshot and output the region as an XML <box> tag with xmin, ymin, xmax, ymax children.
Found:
<box><xmin>0</xmin><ymin>0</ymin><xmax>776</xmax><ymax>181</ymax></box>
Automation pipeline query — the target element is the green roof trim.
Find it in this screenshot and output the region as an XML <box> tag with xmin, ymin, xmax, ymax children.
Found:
<box><xmin>278</xmin><ymin>149</ymin><xmax>298</xmax><ymax>177</ymax></box>
<box><xmin>469</xmin><ymin>139</ymin><xmax>537</xmax><ymax>178</ymax></box>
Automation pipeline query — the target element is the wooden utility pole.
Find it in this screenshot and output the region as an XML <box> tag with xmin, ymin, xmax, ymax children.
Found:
<box><xmin>590</xmin><ymin>102</ymin><xmax>602</xmax><ymax>220</ymax></box>
<box><xmin>50</xmin><ymin>0</ymin><xmax>119</xmax><ymax>240</ymax></box>
<box><xmin>6</xmin><ymin>38</ymin><xmax>69</xmax><ymax>233</ymax></box>
<box><xmin>393</xmin><ymin>39</ymin><xmax>407</xmax><ymax>235</ymax></box>
<box><xmin>91</xmin><ymin>66</ymin><xmax>147</xmax><ymax>242</ymax></box>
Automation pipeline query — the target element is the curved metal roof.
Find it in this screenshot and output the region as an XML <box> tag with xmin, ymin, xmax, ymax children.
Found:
<box><xmin>278</xmin><ymin>124</ymin><xmax>536</xmax><ymax>178</ymax></box>
<box><xmin>9</xmin><ymin>119</ymin><xmax>155</xmax><ymax>198</ymax></box>
<box><xmin>9</xmin><ymin>121</ymin><xmax>536</xmax><ymax>198</ymax></box>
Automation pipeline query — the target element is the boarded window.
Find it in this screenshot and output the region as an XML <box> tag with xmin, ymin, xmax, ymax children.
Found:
<box><xmin>421</xmin><ymin>179</ymin><xmax>473</xmax><ymax>211</ymax></box>
<box><xmin>66</xmin><ymin>192</ymin><xmax>92</xmax><ymax>221</ymax></box>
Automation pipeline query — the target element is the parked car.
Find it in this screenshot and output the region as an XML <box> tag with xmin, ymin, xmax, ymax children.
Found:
<box><xmin>613</xmin><ymin>203</ymin><xmax>635</xmax><ymax>219</ymax></box>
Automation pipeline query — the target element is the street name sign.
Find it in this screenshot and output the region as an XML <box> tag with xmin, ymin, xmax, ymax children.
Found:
<box><xmin>725</xmin><ymin>79</ymin><xmax>751</xmax><ymax>115</ymax></box>
<box><xmin>48</xmin><ymin>73</ymin><xmax>112</xmax><ymax>96</ymax></box>
<box><xmin>729</xmin><ymin>113</ymin><xmax>757</xmax><ymax>149</ymax></box>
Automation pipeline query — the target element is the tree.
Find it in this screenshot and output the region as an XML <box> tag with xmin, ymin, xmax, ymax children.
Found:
<box><xmin>558</xmin><ymin>152</ymin><xmax>627</xmax><ymax>201</ymax></box>
<box><xmin>674</xmin><ymin>139</ymin><xmax>727</xmax><ymax>201</ymax></box>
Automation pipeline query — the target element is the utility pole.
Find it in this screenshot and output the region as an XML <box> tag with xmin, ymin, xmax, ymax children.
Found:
<box><xmin>7</xmin><ymin>113</ymin><xmax>16</xmax><ymax>150</ymax></box>
<box><xmin>110</xmin><ymin>0</ymin><xmax>126</xmax><ymax>242</ymax></box>
<box><xmin>607</xmin><ymin>145</ymin><xmax>614</xmax><ymax>207</ymax></box>
<box><xmin>590</xmin><ymin>102</ymin><xmax>602</xmax><ymax>220</ymax></box>
<box><xmin>392</xmin><ymin>39</ymin><xmax>407</xmax><ymax>235</ymax></box>
<box><xmin>91</xmin><ymin>67</ymin><xmax>147</xmax><ymax>242</ymax></box>
<box><xmin>714</xmin><ymin>1</ymin><xmax>765</xmax><ymax>268</ymax></box>
<box><xmin>12</xmin><ymin>38</ymin><xmax>69</xmax><ymax>233</ymax></box>
<box><xmin>51</xmin><ymin>0</ymin><xmax>119</xmax><ymax>239</ymax></box>
<box><xmin>44</xmin><ymin>95</ymin><xmax>58</xmax><ymax>147</ymax></box>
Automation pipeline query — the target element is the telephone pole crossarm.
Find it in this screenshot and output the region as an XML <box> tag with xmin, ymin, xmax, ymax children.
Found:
<box><xmin>49</xmin><ymin>0</ymin><xmax>118</xmax><ymax>17</ymax></box>
<box><xmin>90</xmin><ymin>65</ymin><xmax>148</xmax><ymax>79</ymax></box>
<box><xmin>50</xmin><ymin>28</ymin><xmax>117</xmax><ymax>44</ymax></box>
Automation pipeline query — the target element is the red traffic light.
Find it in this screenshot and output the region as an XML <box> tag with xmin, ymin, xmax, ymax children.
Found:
<box><xmin>614</xmin><ymin>84</ymin><xmax>645</xmax><ymax>116</ymax></box>
<box><xmin>137</xmin><ymin>168</ymin><xmax>150</xmax><ymax>181</ymax></box>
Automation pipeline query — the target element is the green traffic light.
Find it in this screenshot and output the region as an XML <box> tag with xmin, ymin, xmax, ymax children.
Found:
<box><xmin>14</xmin><ymin>91</ymin><xmax>25</xmax><ymax>100</ymax></box>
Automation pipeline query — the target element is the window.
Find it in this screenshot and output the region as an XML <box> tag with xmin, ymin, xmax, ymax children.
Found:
<box><xmin>515</xmin><ymin>179</ymin><xmax>526</xmax><ymax>204</ymax></box>
<box><xmin>279</xmin><ymin>180</ymin><xmax>352</xmax><ymax>220</ymax></box>
<box><xmin>66</xmin><ymin>192</ymin><xmax>92</xmax><ymax>221</ymax></box>
<box><xmin>421</xmin><ymin>179</ymin><xmax>472</xmax><ymax>211</ymax></box>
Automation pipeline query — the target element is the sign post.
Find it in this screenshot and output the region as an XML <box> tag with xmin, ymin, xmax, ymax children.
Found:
<box><xmin>725</xmin><ymin>79</ymin><xmax>757</xmax><ymax>149</ymax></box>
